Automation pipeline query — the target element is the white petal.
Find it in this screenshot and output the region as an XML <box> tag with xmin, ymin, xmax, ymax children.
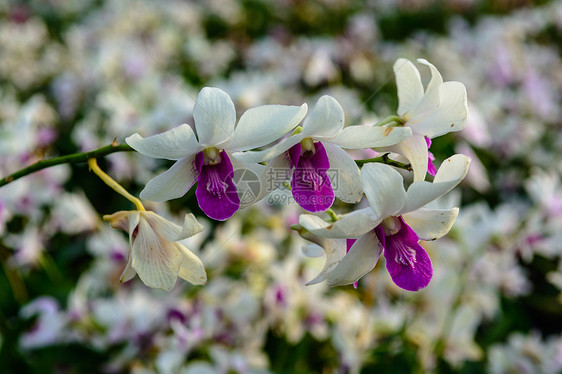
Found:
<box><xmin>103</xmin><ymin>210</ymin><xmax>133</xmax><ymax>232</ymax></box>
<box><xmin>142</xmin><ymin>211</ymin><xmax>204</xmax><ymax>242</ymax></box>
<box><xmin>227</xmin><ymin>104</ymin><xmax>307</xmax><ymax>151</ymax></box>
<box><xmin>140</xmin><ymin>156</ymin><xmax>199</xmax><ymax>202</ymax></box>
<box><xmin>327</xmin><ymin>231</ymin><xmax>383</xmax><ymax>287</ymax></box>
<box><xmin>400</xmin><ymin>154</ymin><xmax>470</xmax><ymax>214</ymax></box>
<box><xmin>127</xmin><ymin>211</ymin><xmax>140</xmax><ymax>244</ymax></box>
<box><xmin>403</xmin><ymin>207</ymin><xmax>459</xmax><ymax>241</ymax></box>
<box><xmin>410</xmin><ymin>81</ymin><xmax>468</xmax><ymax>138</ymax></box>
<box><xmin>193</xmin><ymin>87</ymin><xmax>236</xmax><ymax>146</ymax></box>
<box><xmin>408</xmin><ymin>59</ymin><xmax>443</xmax><ymax>120</ymax></box>
<box><xmin>301</xmin><ymin>95</ymin><xmax>344</xmax><ymax>140</ymax></box>
<box><xmin>323</xmin><ymin>142</ymin><xmax>363</xmax><ymax>204</ymax></box>
<box><xmin>176</xmin><ymin>243</ymin><xmax>207</xmax><ymax>285</ymax></box>
<box><xmin>391</xmin><ymin>134</ymin><xmax>429</xmax><ymax>182</ymax></box>
<box><xmin>131</xmin><ymin>218</ymin><xmax>182</xmax><ymax>290</ymax></box>
<box><xmin>230</xmin><ymin>133</ymin><xmax>304</xmax><ymax>163</ymax></box>
<box><xmin>299</xmin><ymin>208</ymin><xmax>379</xmax><ymax>239</ymax></box>
<box><xmin>229</xmin><ymin>155</ymin><xmax>269</xmax><ymax>209</ymax></box>
<box><xmin>361</xmin><ymin>163</ymin><xmax>406</xmax><ymax>219</ymax></box>
<box><xmin>126</xmin><ymin>124</ymin><xmax>203</xmax><ymax>160</ymax></box>
<box><xmin>120</xmin><ymin>251</ymin><xmax>137</xmax><ymax>282</ymax></box>
<box><xmin>394</xmin><ymin>58</ymin><xmax>424</xmax><ymax>117</ymax></box>
<box><xmin>302</xmin><ymin>242</ymin><xmax>326</xmax><ymax>257</ymax></box>
<box><xmin>330</xmin><ymin>125</ymin><xmax>412</xmax><ymax>149</ymax></box>
<box><xmin>306</xmin><ymin>239</ymin><xmax>347</xmax><ymax>285</ymax></box>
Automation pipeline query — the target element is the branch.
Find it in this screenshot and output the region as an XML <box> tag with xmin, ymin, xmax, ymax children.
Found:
<box><xmin>0</xmin><ymin>142</ymin><xmax>134</xmax><ymax>188</ymax></box>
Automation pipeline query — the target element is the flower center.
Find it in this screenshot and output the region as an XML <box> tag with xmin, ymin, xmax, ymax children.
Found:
<box><xmin>381</xmin><ymin>216</ymin><xmax>401</xmax><ymax>236</ymax></box>
<box><xmin>300</xmin><ymin>137</ymin><xmax>315</xmax><ymax>155</ymax></box>
<box><xmin>203</xmin><ymin>147</ymin><xmax>221</xmax><ymax>165</ymax></box>
<box><xmin>300</xmin><ymin>159</ymin><xmax>324</xmax><ymax>190</ymax></box>
<box><xmin>391</xmin><ymin>235</ymin><xmax>417</xmax><ymax>268</ymax></box>
<box><xmin>205</xmin><ymin>168</ymin><xmax>229</xmax><ymax>197</ymax></box>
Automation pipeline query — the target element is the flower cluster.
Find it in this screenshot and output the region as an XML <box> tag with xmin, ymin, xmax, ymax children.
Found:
<box><xmin>122</xmin><ymin>58</ymin><xmax>468</xmax><ymax>292</ymax></box>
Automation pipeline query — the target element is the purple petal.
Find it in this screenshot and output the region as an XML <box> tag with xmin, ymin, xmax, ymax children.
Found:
<box><xmin>196</xmin><ymin>151</ymin><xmax>240</xmax><ymax>221</ymax></box>
<box><xmin>291</xmin><ymin>142</ymin><xmax>335</xmax><ymax>212</ymax></box>
<box><xmin>288</xmin><ymin>143</ymin><xmax>301</xmax><ymax>168</ymax></box>
<box><xmin>346</xmin><ymin>239</ymin><xmax>356</xmax><ymax>253</ymax></box>
<box><xmin>382</xmin><ymin>218</ymin><xmax>433</xmax><ymax>291</ymax></box>
<box><xmin>425</xmin><ymin>136</ymin><xmax>437</xmax><ymax>176</ymax></box>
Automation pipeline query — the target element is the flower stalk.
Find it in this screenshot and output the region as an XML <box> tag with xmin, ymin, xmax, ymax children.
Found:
<box><xmin>88</xmin><ymin>158</ymin><xmax>145</xmax><ymax>211</ymax></box>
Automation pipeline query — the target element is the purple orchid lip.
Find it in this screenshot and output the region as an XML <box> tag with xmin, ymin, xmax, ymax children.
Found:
<box><xmin>288</xmin><ymin>141</ymin><xmax>335</xmax><ymax>212</ymax></box>
<box><xmin>425</xmin><ymin>136</ymin><xmax>437</xmax><ymax>176</ymax></box>
<box><xmin>195</xmin><ymin>150</ymin><xmax>240</xmax><ymax>221</ymax></box>
<box><xmin>375</xmin><ymin>216</ymin><xmax>433</xmax><ymax>291</ymax></box>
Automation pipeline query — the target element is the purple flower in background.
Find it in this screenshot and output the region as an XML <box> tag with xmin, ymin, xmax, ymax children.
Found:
<box><xmin>126</xmin><ymin>87</ymin><xmax>308</xmax><ymax>220</ymax></box>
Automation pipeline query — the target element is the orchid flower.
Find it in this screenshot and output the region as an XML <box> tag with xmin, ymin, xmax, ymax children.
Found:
<box><xmin>391</xmin><ymin>58</ymin><xmax>468</xmax><ymax>181</ymax></box>
<box><xmin>234</xmin><ymin>95</ymin><xmax>412</xmax><ymax>212</ymax></box>
<box><xmin>104</xmin><ymin>210</ymin><xmax>207</xmax><ymax>291</ymax></box>
<box><xmin>126</xmin><ymin>87</ymin><xmax>307</xmax><ymax>221</ymax></box>
<box><xmin>299</xmin><ymin>154</ymin><xmax>470</xmax><ymax>291</ymax></box>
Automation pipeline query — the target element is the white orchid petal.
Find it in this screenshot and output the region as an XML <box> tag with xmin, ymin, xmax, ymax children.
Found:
<box><xmin>231</xmin><ymin>133</ymin><xmax>304</xmax><ymax>163</ymax></box>
<box><xmin>103</xmin><ymin>210</ymin><xmax>133</xmax><ymax>232</ymax></box>
<box><xmin>408</xmin><ymin>59</ymin><xmax>443</xmax><ymax>119</ymax></box>
<box><xmin>142</xmin><ymin>211</ymin><xmax>204</xmax><ymax>242</ymax></box>
<box><xmin>394</xmin><ymin>58</ymin><xmax>424</xmax><ymax>117</ymax></box>
<box><xmin>299</xmin><ymin>208</ymin><xmax>379</xmax><ymax>239</ymax></box>
<box><xmin>127</xmin><ymin>211</ymin><xmax>140</xmax><ymax>244</ymax></box>
<box><xmin>327</xmin><ymin>231</ymin><xmax>383</xmax><ymax>287</ymax></box>
<box><xmin>140</xmin><ymin>156</ymin><xmax>198</xmax><ymax>202</ymax></box>
<box><xmin>119</xmin><ymin>253</ymin><xmax>136</xmax><ymax>282</ymax></box>
<box><xmin>391</xmin><ymin>134</ymin><xmax>429</xmax><ymax>182</ymax></box>
<box><xmin>306</xmin><ymin>240</ymin><xmax>347</xmax><ymax>285</ymax></box>
<box><xmin>302</xmin><ymin>95</ymin><xmax>344</xmax><ymax>139</ymax></box>
<box><xmin>323</xmin><ymin>142</ymin><xmax>363</xmax><ymax>204</ymax></box>
<box><xmin>193</xmin><ymin>87</ymin><xmax>236</xmax><ymax>146</ymax></box>
<box><xmin>330</xmin><ymin>125</ymin><xmax>412</xmax><ymax>149</ymax></box>
<box><xmin>361</xmin><ymin>163</ymin><xmax>406</xmax><ymax>219</ymax></box>
<box><xmin>126</xmin><ymin>124</ymin><xmax>202</xmax><ymax>160</ymax></box>
<box><xmin>176</xmin><ymin>243</ymin><xmax>207</xmax><ymax>285</ymax></box>
<box><xmin>302</xmin><ymin>242</ymin><xmax>326</xmax><ymax>258</ymax></box>
<box><xmin>228</xmin><ymin>104</ymin><xmax>307</xmax><ymax>151</ymax></box>
<box><xmin>403</xmin><ymin>207</ymin><xmax>459</xmax><ymax>241</ymax></box>
<box><xmin>401</xmin><ymin>154</ymin><xmax>470</xmax><ymax>214</ymax></box>
<box><xmin>411</xmin><ymin>81</ymin><xmax>468</xmax><ymax>138</ymax></box>
<box><xmin>131</xmin><ymin>218</ymin><xmax>182</xmax><ymax>291</ymax></box>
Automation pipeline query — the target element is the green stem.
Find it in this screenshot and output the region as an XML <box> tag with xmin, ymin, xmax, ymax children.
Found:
<box><xmin>373</xmin><ymin>115</ymin><xmax>404</xmax><ymax>127</ymax></box>
<box><xmin>326</xmin><ymin>208</ymin><xmax>339</xmax><ymax>222</ymax></box>
<box><xmin>355</xmin><ymin>153</ymin><xmax>412</xmax><ymax>171</ymax></box>
<box><xmin>0</xmin><ymin>142</ymin><xmax>134</xmax><ymax>188</ymax></box>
